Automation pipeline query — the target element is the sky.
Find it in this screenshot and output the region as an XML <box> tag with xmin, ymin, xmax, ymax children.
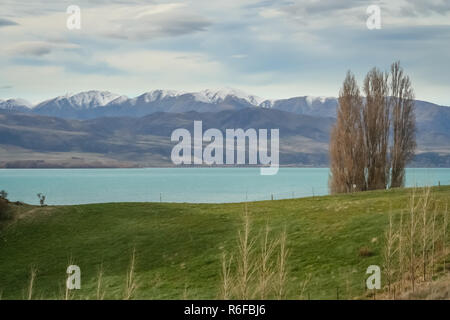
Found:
<box><xmin>1</xmin><ymin>0</ymin><xmax>449</xmax><ymax>105</ymax></box>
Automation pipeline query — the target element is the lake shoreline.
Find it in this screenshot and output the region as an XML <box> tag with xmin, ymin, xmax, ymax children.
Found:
<box><xmin>1</xmin><ymin>168</ymin><xmax>449</xmax><ymax>206</ymax></box>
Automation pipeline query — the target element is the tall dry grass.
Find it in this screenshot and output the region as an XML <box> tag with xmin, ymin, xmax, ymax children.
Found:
<box><xmin>26</xmin><ymin>266</ymin><xmax>37</xmax><ymax>300</ymax></box>
<box><xmin>382</xmin><ymin>187</ymin><xmax>450</xmax><ymax>299</ymax></box>
<box><xmin>298</xmin><ymin>273</ymin><xmax>312</xmax><ymax>300</ymax></box>
<box><xmin>96</xmin><ymin>264</ymin><xmax>105</xmax><ymax>300</ymax></box>
<box><xmin>63</xmin><ymin>256</ymin><xmax>75</xmax><ymax>300</ymax></box>
<box><xmin>220</xmin><ymin>252</ymin><xmax>233</xmax><ymax>300</ymax></box>
<box><xmin>275</xmin><ymin>228</ymin><xmax>288</xmax><ymax>300</ymax></box>
<box><xmin>123</xmin><ymin>248</ymin><xmax>138</xmax><ymax>300</ymax></box>
<box><xmin>219</xmin><ymin>207</ymin><xmax>290</xmax><ymax>300</ymax></box>
<box><xmin>236</xmin><ymin>207</ymin><xmax>256</xmax><ymax>299</ymax></box>
<box><xmin>443</xmin><ymin>202</ymin><xmax>448</xmax><ymax>273</ymax></box>
<box><xmin>383</xmin><ymin>210</ymin><xmax>396</xmax><ymax>294</ymax></box>
<box><xmin>258</xmin><ymin>224</ymin><xmax>276</xmax><ymax>299</ymax></box>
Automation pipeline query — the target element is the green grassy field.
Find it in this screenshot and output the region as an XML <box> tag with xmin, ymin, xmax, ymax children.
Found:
<box><xmin>0</xmin><ymin>186</ymin><xmax>449</xmax><ymax>300</ymax></box>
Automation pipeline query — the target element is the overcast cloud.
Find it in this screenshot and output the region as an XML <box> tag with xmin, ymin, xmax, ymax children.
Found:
<box><xmin>1</xmin><ymin>0</ymin><xmax>449</xmax><ymax>105</ymax></box>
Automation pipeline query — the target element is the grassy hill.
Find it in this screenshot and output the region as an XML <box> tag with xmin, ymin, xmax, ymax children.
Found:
<box><xmin>0</xmin><ymin>186</ymin><xmax>449</xmax><ymax>300</ymax></box>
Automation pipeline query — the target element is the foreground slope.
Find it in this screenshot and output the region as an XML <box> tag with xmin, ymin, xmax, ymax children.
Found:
<box><xmin>0</xmin><ymin>186</ymin><xmax>449</xmax><ymax>299</ymax></box>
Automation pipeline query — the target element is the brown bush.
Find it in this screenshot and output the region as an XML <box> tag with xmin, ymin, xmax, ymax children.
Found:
<box><xmin>0</xmin><ymin>198</ymin><xmax>10</xmax><ymax>221</ymax></box>
<box><xmin>359</xmin><ymin>246</ymin><xmax>374</xmax><ymax>257</ymax></box>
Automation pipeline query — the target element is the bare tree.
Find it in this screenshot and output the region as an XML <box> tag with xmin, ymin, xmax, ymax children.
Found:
<box><xmin>37</xmin><ymin>193</ymin><xmax>46</xmax><ymax>207</ymax></box>
<box><xmin>389</xmin><ymin>61</ymin><xmax>416</xmax><ymax>188</ymax></box>
<box><xmin>329</xmin><ymin>62</ymin><xmax>416</xmax><ymax>194</ymax></box>
<box><xmin>0</xmin><ymin>190</ymin><xmax>7</xmax><ymax>200</ymax></box>
<box><xmin>362</xmin><ymin>67</ymin><xmax>390</xmax><ymax>190</ymax></box>
<box><xmin>329</xmin><ymin>71</ymin><xmax>365</xmax><ymax>193</ymax></box>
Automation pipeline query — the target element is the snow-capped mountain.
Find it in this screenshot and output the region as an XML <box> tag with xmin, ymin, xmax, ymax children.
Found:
<box><xmin>1</xmin><ymin>89</ymin><xmax>448</xmax><ymax>125</ymax></box>
<box><xmin>23</xmin><ymin>88</ymin><xmax>267</xmax><ymax>119</ymax></box>
<box><xmin>30</xmin><ymin>91</ymin><xmax>127</xmax><ymax>119</ymax></box>
<box><xmin>34</xmin><ymin>91</ymin><xmax>125</xmax><ymax>111</ymax></box>
<box><xmin>265</xmin><ymin>96</ymin><xmax>338</xmax><ymax>117</ymax></box>
<box><xmin>128</xmin><ymin>90</ymin><xmax>181</xmax><ymax>105</ymax></box>
<box><xmin>192</xmin><ymin>88</ymin><xmax>264</xmax><ymax>105</ymax></box>
<box><xmin>0</xmin><ymin>98</ymin><xmax>32</xmax><ymax>113</ymax></box>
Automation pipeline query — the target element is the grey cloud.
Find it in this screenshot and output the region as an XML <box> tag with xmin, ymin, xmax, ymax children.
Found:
<box><xmin>0</xmin><ymin>0</ymin><xmax>150</xmax><ymax>16</ymax></box>
<box><xmin>282</xmin><ymin>0</ymin><xmax>367</xmax><ymax>17</ymax></box>
<box><xmin>272</xmin><ymin>0</ymin><xmax>370</xmax><ymax>29</ymax></box>
<box><xmin>2</xmin><ymin>0</ymin><xmax>211</xmax><ymax>41</ymax></box>
<box><xmin>401</xmin><ymin>0</ymin><xmax>450</xmax><ymax>16</ymax></box>
<box><xmin>0</xmin><ymin>17</ymin><xmax>19</xmax><ymax>27</ymax></box>
<box><xmin>278</xmin><ymin>0</ymin><xmax>450</xmax><ymax>23</ymax></box>
<box><xmin>9</xmin><ymin>43</ymin><xmax>52</xmax><ymax>56</ymax></box>
<box><xmin>108</xmin><ymin>12</ymin><xmax>211</xmax><ymax>40</ymax></box>
<box><xmin>154</xmin><ymin>16</ymin><xmax>211</xmax><ymax>37</ymax></box>
<box><xmin>7</xmin><ymin>41</ymin><xmax>79</xmax><ymax>57</ymax></box>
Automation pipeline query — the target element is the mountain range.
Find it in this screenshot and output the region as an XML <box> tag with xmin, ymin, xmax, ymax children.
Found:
<box><xmin>1</xmin><ymin>89</ymin><xmax>450</xmax><ymax>168</ymax></box>
<box><xmin>1</xmin><ymin>89</ymin><xmax>338</xmax><ymax>119</ymax></box>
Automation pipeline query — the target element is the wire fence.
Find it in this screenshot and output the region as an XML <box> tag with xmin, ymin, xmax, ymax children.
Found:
<box><xmin>2</xmin><ymin>176</ymin><xmax>450</xmax><ymax>205</ymax></box>
<box><xmin>156</xmin><ymin>180</ymin><xmax>450</xmax><ymax>203</ymax></box>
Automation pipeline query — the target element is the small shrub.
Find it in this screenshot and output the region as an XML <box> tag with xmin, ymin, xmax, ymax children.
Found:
<box><xmin>0</xmin><ymin>190</ymin><xmax>8</xmax><ymax>200</ymax></box>
<box><xmin>359</xmin><ymin>246</ymin><xmax>374</xmax><ymax>257</ymax></box>
<box><xmin>0</xmin><ymin>198</ymin><xmax>10</xmax><ymax>221</ymax></box>
<box><xmin>37</xmin><ymin>193</ymin><xmax>46</xmax><ymax>207</ymax></box>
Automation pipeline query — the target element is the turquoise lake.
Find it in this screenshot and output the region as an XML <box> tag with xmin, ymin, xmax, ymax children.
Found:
<box><xmin>1</xmin><ymin>168</ymin><xmax>450</xmax><ymax>205</ymax></box>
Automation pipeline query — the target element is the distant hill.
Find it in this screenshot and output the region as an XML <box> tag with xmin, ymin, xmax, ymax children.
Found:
<box><xmin>0</xmin><ymin>108</ymin><xmax>334</xmax><ymax>167</ymax></box>
<box><xmin>1</xmin><ymin>89</ymin><xmax>449</xmax><ymax>167</ymax></box>
<box><xmin>1</xmin><ymin>105</ymin><xmax>450</xmax><ymax>168</ymax></box>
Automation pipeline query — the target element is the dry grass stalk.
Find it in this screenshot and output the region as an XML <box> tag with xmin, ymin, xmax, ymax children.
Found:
<box><xmin>383</xmin><ymin>209</ymin><xmax>397</xmax><ymax>296</ymax></box>
<box><xmin>96</xmin><ymin>264</ymin><xmax>105</xmax><ymax>300</ymax></box>
<box><xmin>220</xmin><ymin>252</ymin><xmax>233</xmax><ymax>300</ymax></box>
<box><xmin>257</xmin><ymin>224</ymin><xmax>276</xmax><ymax>299</ymax></box>
<box><xmin>298</xmin><ymin>273</ymin><xmax>312</xmax><ymax>300</ymax></box>
<box><xmin>64</xmin><ymin>256</ymin><xmax>75</xmax><ymax>300</ymax></box>
<box><xmin>123</xmin><ymin>248</ymin><xmax>138</xmax><ymax>300</ymax></box>
<box><xmin>236</xmin><ymin>206</ymin><xmax>256</xmax><ymax>299</ymax></box>
<box><xmin>220</xmin><ymin>208</ymin><xmax>290</xmax><ymax>300</ymax></box>
<box><xmin>409</xmin><ymin>188</ymin><xmax>419</xmax><ymax>292</ymax></box>
<box><xmin>444</xmin><ymin>202</ymin><xmax>448</xmax><ymax>273</ymax></box>
<box><xmin>431</xmin><ymin>205</ymin><xmax>437</xmax><ymax>280</ymax></box>
<box><xmin>183</xmin><ymin>284</ymin><xmax>189</xmax><ymax>300</ymax></box>
<box><xmin>383</xmin><ymin>187</ymin><xmax>449</xmax><ymax>298</ymax></box>
<box><xmin>397</xmin><ymin>210</ymin><xmax>405</xmax><ymax>291</ymax></box>
<box><xmin>27</xmin><ymin>266</ymin><xmax>37</xmax><ymax>300</ymax></box>
<box><xmin>421</xmin><ymin>187</ymin><xmax>431</xmax><ymax>282</ymax></box>
<box><xmin>275</xmin><ymin>228</ymin><xmax>288</xmax><ymax>300</ymax></box>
